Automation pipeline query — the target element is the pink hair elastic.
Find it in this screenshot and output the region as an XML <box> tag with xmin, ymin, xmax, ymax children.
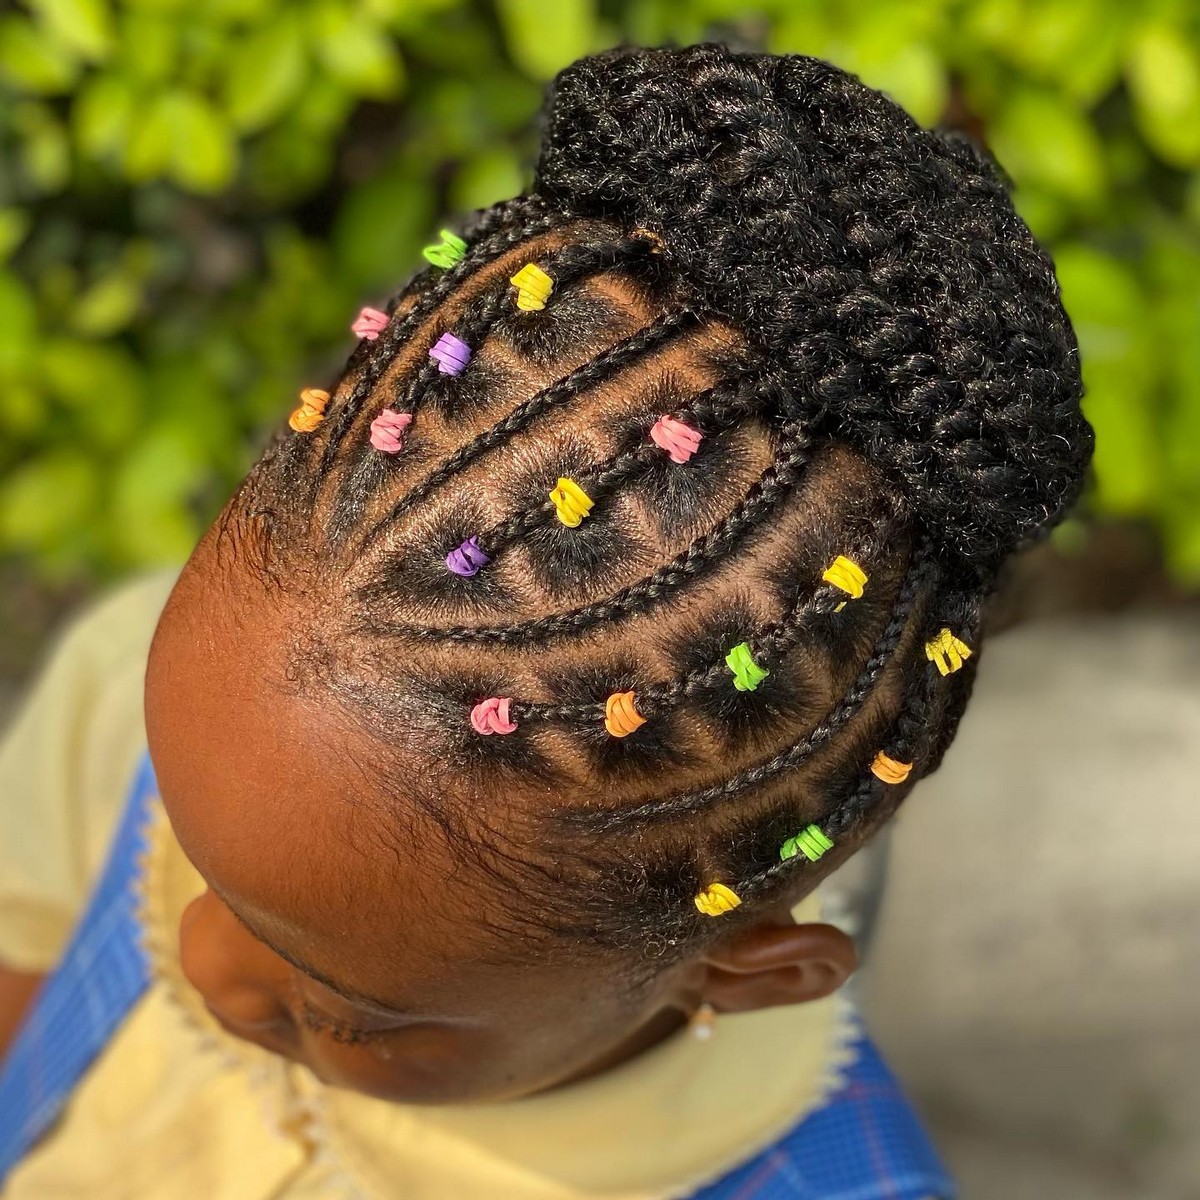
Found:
<box><xmin>429</xmin><ymin>332</ymin><xmax>471</xmax><ymax>376</ymax></box>
<box><xmin>446</xmin><ymin>536</ymin><xmax>490</xmax><ymax>577</ymax></box>
<box><xmin>369</xmin><ymin>409</ymin><xmax>413</xmax><ymax>454</ymax></box>
<box><xmin>470</xmin><ymin>697</ymin><xmax>517</xmax><ymax>735</ymax></box>
<box><xmin>650</xmin><ymin>416</ymin><xmax>702</xmax><ymax>464</ymax></box>
<box><xmin>352</xmin><ymin>306</ymin><xmax>389</xmax><ymax>340</ymax></box>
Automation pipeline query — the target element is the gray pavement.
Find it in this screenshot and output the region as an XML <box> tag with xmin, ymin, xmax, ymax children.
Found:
<box><xmin>864</xmin><ymin>614</ymin><xmax>1200</xmax><ymax>1199</ymax></box>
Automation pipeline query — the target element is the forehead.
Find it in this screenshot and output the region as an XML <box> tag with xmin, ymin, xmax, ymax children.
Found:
<box><xmin>144</xmin><ymin>541</ymin><xmax>544</xmax><ymax>1014</ymax></box>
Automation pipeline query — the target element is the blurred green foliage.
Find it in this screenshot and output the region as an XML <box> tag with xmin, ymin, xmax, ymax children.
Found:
<box><xmin>1</xmin><ymin>0</ymin><xmax>1198</xmax><ymax>582</ymax></box>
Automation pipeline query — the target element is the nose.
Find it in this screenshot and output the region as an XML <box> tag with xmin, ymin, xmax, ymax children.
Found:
<box><xmin>179</xmin><ymin>889</ymin><xmax>297</xmax><ymax>1041</ymax></box>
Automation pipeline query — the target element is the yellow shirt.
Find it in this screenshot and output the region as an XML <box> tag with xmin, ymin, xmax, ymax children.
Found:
<box><xmin>0</xmin><ymin>571</ymin><xmax>854</xmax><ymax>1199</ymax></box>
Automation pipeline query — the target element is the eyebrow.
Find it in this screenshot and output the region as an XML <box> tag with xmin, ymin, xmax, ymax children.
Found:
<box><xmin>207</xmin><ymin>880</ymin><xmax>414</xmax><ymax>1018</ymax></box>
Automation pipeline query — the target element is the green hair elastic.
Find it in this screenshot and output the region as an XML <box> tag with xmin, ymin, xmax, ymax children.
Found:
<box><xmin>422</xmin><ymin>229</ymin><xmax>467</xmax><ymax>269</ymax></box>
<box><xmin>780</xmin><ymin>825</ymin><xmax>834</xmax><ymax>863</ymax></box>
<box><xmin>725</xmin><ymin>641</ymin><xmax>769</xmax><ymax>691</ymax></box>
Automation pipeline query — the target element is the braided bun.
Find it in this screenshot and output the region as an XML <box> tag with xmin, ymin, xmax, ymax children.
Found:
<box><xmin>534</xmin><ymin>44</ymin><xmax>1093</xmax><ymax>578</ymax></box>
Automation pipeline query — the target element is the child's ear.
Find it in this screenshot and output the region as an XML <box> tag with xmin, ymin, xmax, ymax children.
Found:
<box><xmin>697</xmin><ymin>921</ymin><xmax>857</xmax><ymax>1013</ymax></box>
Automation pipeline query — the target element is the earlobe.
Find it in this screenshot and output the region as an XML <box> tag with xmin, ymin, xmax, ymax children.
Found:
<box><xmin>699</xmin><ymin>922</ymin><xmax>858</xmax><ymax>1014</ymax></box>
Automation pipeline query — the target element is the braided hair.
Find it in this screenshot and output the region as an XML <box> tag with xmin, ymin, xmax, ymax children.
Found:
<box><xmin>226</xmin><ymin>45</ymin><xmax>1091</xmax><ymax>966</ymax></box>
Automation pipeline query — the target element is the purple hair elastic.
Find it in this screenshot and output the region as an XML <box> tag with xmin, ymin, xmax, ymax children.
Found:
<box><xmin>429</xmin><ymin>332</ymin><xmax>472</xmax><ymax>376</ymax></box>
<box><xmin>446</xmin><ymin>536</ymin><xmax>490</xmax><ymax>577</ymax></box>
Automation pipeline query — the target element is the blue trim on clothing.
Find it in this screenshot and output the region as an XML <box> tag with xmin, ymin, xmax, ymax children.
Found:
<box><xmin>0</xmin><ymin>748</ymin><xmax>955</xmax><ymax>1198</ymax></box>
<box><xmin>692</xmin><ymin>1034</ymin><xmax>954</xmax><ymax>1199</ymax></box>
<box><xmin>0</xmin><ymin>751</ymin><xmax>156</xmax><ymax>1182</ymax></box>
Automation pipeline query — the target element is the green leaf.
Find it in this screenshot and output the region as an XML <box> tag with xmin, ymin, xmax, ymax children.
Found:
<box><xmin>71</xmin><ymin>271</ymin><xmax>143</xmax><ymax>336</ymax></box>
<box><xmin>28</xmin><ymin>0</ymin><xmax>114</xmax><ymax>62</ymax></box>
<box><xmin>123</xmin><ymin>92</ymin><xmax>176</xmax><ymax>180</ymax></box>
<box><xmin>0</xmin><ymin>271</ymin><xmax>37</xmax><ymax>377</ymax></box>
<box><xmin>450</xmin><ymin>145</ymin><xmax>525</xmax><ymax>211</ymax></box>
<box><xmin>496</xmin><ymin>0</ymin><xmax>596</xmax><ymax>81</ymax></box>
<box><xmin>40</xmin><ymin>338</ymin><xmax>145</xmax><ymax>448</ymax></box>
<box><xmin>1054</xmin><ymin>242</ymin><xmax>1158</xmax><ymax>514</ymax></box>
<box><xmin>223</xmin><ymin>11</ymin><xmax>307</xmax><ymax>132</ymax></box>
<box><xmin>988</xmin><ymin>86</ymin><xmax>1106</xmax><ymax>204</ymax></box>
<box><xmin>0</xmin><ymin>14</ymin><xmax>79</xmax><ymax>94</ymax></box>
<box><xmin>164</xmin><ymin>91</ymin><xmax>237</xmax><ymax>192</ymax></box>
<box><xmin>0</xmin><ymin>449</ymin><xmax>101</xmax><ymax>554</ymax></box>
<box><xmin>12</xmin><ymin>101</ymin><xmax>72</xmax><ymax>193</ymax></box>
<box><xmin>308</xmin><ymin>5</ymin><xmax>404</xmax><ymax>99</ymax></box>
<box><xmin>109</xmin><ymin>420</ymin><xmax>206</xmax><ymax>564</ymax></box>
<box><xmin>116</xmin><ymin>9</ymin><xmax>178</xmax><ymax>82</ymax></box>
<box><xmin>73</xmin><ymin>72</ymin><xmax>137</xmax><ymax>159</ymax></box>
<box><xmin>124</xmin><ymin>89</ymin><xmax>237</xmax><ymax>190</ymax></box>
<box><xmin>0</xmin><ymin>381</ymin><xmax>41</xmax><ymax>438</ymax></box>
<box><xmin>0</xmin><ymin>208</ymin><xmax>31</xmax><ymax>263</ymax></box>
<box><xmin>1126</xmin><ymin>23</ymin><xmax>1200</xmax><ymax>166</ymax></box>
<box><xmin>333</xmin><ymin>162</ymin><xmax>433</xmax><ymax>290</ymax></box>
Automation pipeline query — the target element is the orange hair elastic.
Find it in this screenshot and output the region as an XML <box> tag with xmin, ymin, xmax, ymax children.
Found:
<box><xmin>870</xmin><ymin>752</ymin><xmax>913</xmax><ymax>784</ymax></box>
<box><xmin>604</xmin><ymin>691</ymin><xmax>646</xmax><ymax>737</ymax></box>
<box><xmin>694</xmin><ymin>883</ymin><xmax>741</xmax><ymax>917</ymax></box>
<box><xmin>288</xmin><ymin>387</ymin><xmax>330</xmax><ymax>433</ymax></box>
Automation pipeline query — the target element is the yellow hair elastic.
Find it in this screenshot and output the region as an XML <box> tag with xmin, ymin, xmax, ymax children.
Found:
<box><xmin>694</xmin><ymin>883</ymin><xmax>741</xmax><ymax>917</ymax></box>
<box><xmin>549</xmin><ymin>477</ymin><xmax>593</xmax><ymax>527</ymax></box>
<box><xmin>870</xmin><ymin>752</ymin><xmax>913</xmax><ymax>785</ymax></box>
<box><xmin>925</xmin><ymin>628</ymin><xmax>973</xmax><ymax>676</ymax></box>
<box><xmin>604</xmin><ymin>691</ymin><xmax>646</xmax><ymax>738</ymax></box>
<box><xmin>510</xmin><ymin>263</ymin><xmax>554</xmax><ymax>311</ymax></box>
<box><xmin>288</xmin><ymin>387</ymin><xmax>330</xmax><ymax>433</ymax></box>
<box><xmin>822</xmin><ymin>555</ymin><xmax>867</xmax><ymax>611</ymax></box>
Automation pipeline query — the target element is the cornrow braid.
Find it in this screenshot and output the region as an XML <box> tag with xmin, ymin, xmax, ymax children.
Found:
<box><xmin>555</xmin><ymin>541</ymin><xmax>935</xmax><ymax>834</ymax></box>
<box><xmin>364</xmin><ymin>419</ymin><xmax>813</xmax><ymax>644</ymax></box>
<box><xmin>320</xmin><ymin>194</ymin><xmax>557</xmax><ymax>474</ymax></box>
<box><xmin>354</xmin><ymin>308</ymin><xmax>697</xmax><ymax>555</ymax></box>
<box><xmin>445</xmin><ymin>376</ymin><xmax>766</xmax><ymax>572</ymax></box>
<box><xmin>506</xmin><ymin>523</ymin><xmax>889</xmax><ymax>727</ymax></box>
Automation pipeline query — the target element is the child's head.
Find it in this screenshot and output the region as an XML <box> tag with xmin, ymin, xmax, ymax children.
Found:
<box><xmin>144</xmin><ymin>45</ymin><xmax>1091</xmax><ymax>1105</ymax></box>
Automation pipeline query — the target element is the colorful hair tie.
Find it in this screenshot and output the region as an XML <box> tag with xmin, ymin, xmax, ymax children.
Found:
<box><xmin>422</xmin><ymin>229</ymin><xmax>467</xmax><ymax>269</ymax></box>
<box><xmin>369</xmin><ymin>408</ymin><xmax>413</xmax><ymax>454</ymax></box>
<box><xmin>870</xmin><ymin>752</ymin><xmax>914</xmax><ymax>785</ymax></box>
<box><xmin>470</xmin><ymin>696</ymin><xmax>517</xmax><ymax>736</ymax></box>
<box><xmin>694</xmin><ymin>883</ymin><xmax>741</xmax><ymax>917</ymax></box>
<box><xmin>604</xmin><ymin>691</ymin><xmax>646</xmax><ymax>738</ymax></box>
<box><xmin>925</xmin><ymin>628</ymin><xmax>973</xmax><ymax>676</ymax></box>
<box><xmin>351</xmin><ymin>306</ymin><xmax>389</xmax><ymax>340</ymax></box>
<box><xmin>288</xmin><ymin>387</ymin><xmax>330</xmax><ymax>433</ymax></box>
<box><xmin>549</xmin><ymin>477</ymin><xmax>593</xmax><ymax>527</ymax></box>
<box><xmin>725</xmin><ymin>642</ymin><xmax>769</xmax><ymax>692</ymax></box>
<box><xmin>649</xmin><ymin>416</ymin><xmax>703</xmax><ymax>464</ymax></box>
<box><xmin>446</xmin><ymin>536</ymin><xmax>490</xmax><ymax>577</ymax></box>
<box><xmin>822</xmin><ymin>555</ymin><xmax>868</xmax><ymax>611</ymax></box>
<box><xmin>429</xmin><ymin>332</ymin><xmax>472</xmax><ymax>376</ymax></box>
<box><xmin>510</xmin><ymin>263</ymin><xmax>553</xmax><ymax>311</ymax></box>
<box><xmin>780</xmin><ymin>825</ymin><xmax>834</xmax><ymax>863</ymax></box>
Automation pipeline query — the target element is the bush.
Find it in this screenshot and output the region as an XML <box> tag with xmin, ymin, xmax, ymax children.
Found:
<box><xmin>1</xmin><ymin>0</ymin><xmax>1197</xmax><ymax>583</ymax></box>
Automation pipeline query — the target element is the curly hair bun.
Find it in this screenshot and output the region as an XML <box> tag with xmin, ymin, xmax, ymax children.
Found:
<box><xmin>534</xmin><ymin>44</ymin><xmax>1093</xmax><ymax>578</ymax></box>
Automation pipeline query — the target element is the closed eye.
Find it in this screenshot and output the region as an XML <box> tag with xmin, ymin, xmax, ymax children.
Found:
<box><xmin>298</xmin><ymin>1000</ymin><xmax>390</xmax><ymax>1045</ymax></box>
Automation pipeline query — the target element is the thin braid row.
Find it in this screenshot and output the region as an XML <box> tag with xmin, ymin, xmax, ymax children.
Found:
<box><xmin>355</xmin><ymin>308</ymin><xmax>697</xmax><ymax>554</ymax></box>
<box><xmin>368</xmin><ymin>421</ymin><xmax>814</xmax><ymax>645</ymax></box>
<box><xmin>448</xmin><ymin>375</ymin><xmax>767</xmax><ymax>570</ymax></box>
<box><xmin>506</xmin><ymin>514</ymin><xmax>892</xmax><ymax>727</ymax></box>
<box><xmin>557</xmin><ymin>541</ymin><xmax>935</xmax><ymax>835</ymax></box>
<box><xmin>320</xmin><ymin>194</ymin><xmax>557</xmax><ymax>474</ymax></box>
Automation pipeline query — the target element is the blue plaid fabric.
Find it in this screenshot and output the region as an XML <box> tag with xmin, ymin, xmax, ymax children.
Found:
<box><xmin>0</xmin><ymin>749</ymin><xmax>954</xmax><ymax>1199</ymax></box>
